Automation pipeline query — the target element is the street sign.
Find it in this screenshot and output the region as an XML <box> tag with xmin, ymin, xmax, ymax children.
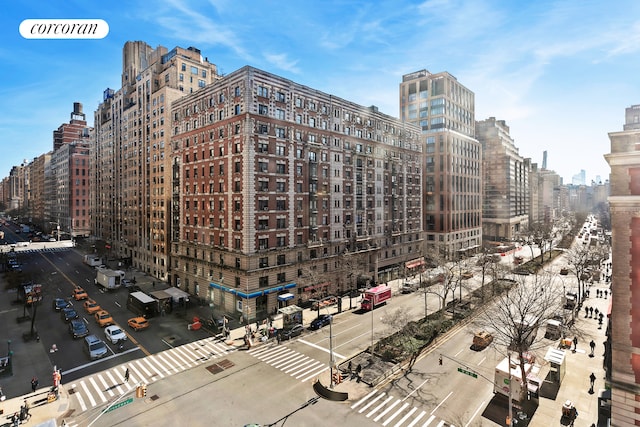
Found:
<box><xmin>457</xmin><ymin>367</ymin><xmax>478</xmax><ymax>378</ymax></box>
<box><xmin>105</xmin><ymin>397</ymin><xmax>134</xmax><ymax>413</ymax></box>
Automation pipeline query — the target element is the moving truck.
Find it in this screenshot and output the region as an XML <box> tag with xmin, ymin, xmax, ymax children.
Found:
<box><xmin>361</xmin><ymin>285</ymin><xmax>391</xmax><ymax>311</ymax></box>
<box><xmin>494</xmin><ymin>355</ymin><xmax>542</xmax><ymax>402</ymax></box>
<box><xmin>95</xmin><ymin>269</ymin><xmax>125</xmax><ymax>290</ymax></box>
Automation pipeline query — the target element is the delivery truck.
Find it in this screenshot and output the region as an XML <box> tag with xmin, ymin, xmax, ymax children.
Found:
<box><xmin>95</xmin><ymin>269</ymin><xmax>125</xmax><ymax>291</ymax></box>
<box><xmin>361</xmin><ymin>284</ymin><xmax>392</xmax><ymax>311</ymax></box>
<box><xmin>494</xmin><ymin>354</ymin><xmax>542</xmax><ymax>403</ymax></box>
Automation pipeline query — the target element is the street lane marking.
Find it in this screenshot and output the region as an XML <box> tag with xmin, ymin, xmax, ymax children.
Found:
<box><xmin>298</xmin><ymin>338</ymin><xmax>345</xmax><ymax>359</ymax></box>
<box><xmin>416</xmin><ymin>414</ymin><xmax>434</xmax><ymax>426</ymax></box>
<box><xmin>393</xmin><ymin>406</ymin><xmax>417</xmax><ymax>427</ymax></box>
<box><xmin>477</xmin><ymin>356</ymin><xmax>486</xmax><ymax>366</ymax></box>
<box><xmin>358</xmin><ymin>391</ymin><xmax>386</xmax><ymax>413</ymax></box>
<box><xmin>431</xmin><ymin>390</ymin><xmax>453</xmax><ymax>415</ymax></box>
<box><xmin>403</xmin><ymin>378</ymin><xmax>429</xmax><ymax>401</ymax></box>
<box><xmin>384</xmin><ymin>402</ymin><xmax>410</xmax><ymax>426</ymax></box>
<box><xmin>405</xmin><ymin>410</ymin><xmax>426</xmax><ymax>427</ymax></box>
<box><xmin>367</xmin><ymin>395</ymin><xmax>394</xmax><ymax>418</ymax></box>
<box><xmin>351</xmin><ymin>389</ymin><xmax>378</xmax><ymax>409</ymax></box>
<box><xmin>299</xmin><ymin>365</ymin><xmax>329</xmax><ymax>382</ymax></box>
<box><xmin>374</xmin><ymin>398</ymin><xmax>402</xmax><ymax>422</ymax></box>
<box><xmin>465</xmin><ymin>400</ymin><xmax>485</xmax><ymax>427</ymax></box>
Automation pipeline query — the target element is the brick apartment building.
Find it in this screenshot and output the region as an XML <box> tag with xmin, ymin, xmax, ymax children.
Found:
<box><xmin>170</xmin><ymin>66</ymin><xmax>422</xmax><ymax>321</ymax></box>
<box><xmin>604</xmin><ymin>104</ymin><xmax>640</xmax><ymax>426</ymax></box>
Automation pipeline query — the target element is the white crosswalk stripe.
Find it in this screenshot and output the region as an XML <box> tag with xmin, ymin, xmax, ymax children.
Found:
<box><xmin>66</xmin><ymin>336</ymin><xmax>234</xmax><ymax>416</ymax></box>
<box><xmin>350</xmin><ymin>390</ymin><xmax>454</xmax><ymax>427</ymax></box>
<box><xmin>247</xmin><ymin>343</ymin><xmax>328</xmax><ymax>383</ymax></box>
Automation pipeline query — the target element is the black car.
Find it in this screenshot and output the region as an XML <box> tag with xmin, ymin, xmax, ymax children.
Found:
<box><xmin>61</xmin><ymin>307</ymin><xmax>79</xmax><ymax>322</ymax></box>
<box><xmin>53</xmin><ymin>298</ymin><xmax>71</xmax><ymax>311</ymax></box>
<box><xmin>309</xmin><ymin>314</ymin><xmax>332</xmax><ymax>330</ymax></box>
<box><xmin>280</xmin><ymin>324</ymin><xmax>304</xmax><ymax>340</ymax></box>
<box><xmin>68</xmin><ymin>319</ymin><xmax>89</xmax><ymax>339</ymax></box>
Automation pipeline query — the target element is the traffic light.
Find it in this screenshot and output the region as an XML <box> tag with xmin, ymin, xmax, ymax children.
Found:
<box><xmin>136</xmin><ymin>385</ymin><xmax>147</xmax><ymax>398</ymax></box>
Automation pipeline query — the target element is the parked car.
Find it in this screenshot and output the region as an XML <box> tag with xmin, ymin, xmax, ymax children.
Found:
<box><xmin>68</xmin><ymin>319</ymin><xmax>89</xmax><ymax>339</ymax></box>
<box><xmin>84</xmin><ymin>335</ymin><xmax>108</xmax><ymax>360</ymax></box>
<box><xmin>128</xmin><ymin>317</ymin><xmax>150</xmax><ymax>331</ymax></box>
<box><xmin>309</xmin><ymin>314</ymin><xmax>332</xmax><ymax>330</ymax></box>
<box><xmin>104</xmin><ymin>325</ymin><xmax>127</xmax><ymax>344</ymax></box>
<box><xmin>72</xmin><ymin>287</ymin><xmax>88</xmax><ymax>301</ymax></box>
<box><xmin>61</xmin><ymin>307</ymin><xmax>79</xmax><ymax>322</ymax></box>
<box><xmin>95</xmin><ymin>310</ymin><xmax>114</xmax><ymax>327</ymax></box>
<box><xmin>280</xmin><ymin>324</ymin><xmax>304</xmax><ymax>340</ymax></box>
<box><xmin>560</xmin><ymin>268</ymin><xmax>569</xmax><ymax>275</ymax></box>
<box><xmin>53</xmin><ymin>298</ymin><xmax>71</xmax><ymax>311</ymax></box>
<box><xmin>83</xmin><ymin>299</ymin><xmax>101</xmax><ymax>314</ymax></box>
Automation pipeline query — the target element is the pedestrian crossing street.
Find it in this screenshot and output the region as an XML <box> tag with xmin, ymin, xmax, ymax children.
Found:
<box><xmin>351</xmin><ymin>389</ymin><xmax>454</xmax><ymax>427</ymax></box>
<box><xmin>66</xmin><ymin>336</ymin><xmax>234</xmax><ymax>412</ymax></box>
<box><xmin>247</xmin><ymin>342</ymin><xmax>329</xmax><ymax>383</ymax></box>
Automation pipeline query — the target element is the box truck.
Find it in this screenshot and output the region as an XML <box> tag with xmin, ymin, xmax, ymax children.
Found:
<box><xmin>83</xmin><ymin>255</ymin><xmax>103</xmax><ymax>267</ymax></box>
<box><xmin>494</xmin><ymin>354</ymin><xmax>542</xmax><ymax>402</ymax></box>
<box><xmin>95</xmin><ymin>269</ymin><xmax>125</xmax><ymax>290</ymax></box>
<box><xmin>361</xmin><ymin>284</ymin><xmax>391</xmax><ymax>311</ymax></box>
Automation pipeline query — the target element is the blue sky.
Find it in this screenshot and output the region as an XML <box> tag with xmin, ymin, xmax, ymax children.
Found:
<box><xmin>1</xmin><ymin>0</ymin><xmax>638</xmax><ymax>184</ymax></box>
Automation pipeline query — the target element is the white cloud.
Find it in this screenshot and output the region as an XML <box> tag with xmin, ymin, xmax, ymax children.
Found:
<box><xmin>263</xmin><ymin>53</ymin><xmax>300</xmax><ymax>74</ymax></box>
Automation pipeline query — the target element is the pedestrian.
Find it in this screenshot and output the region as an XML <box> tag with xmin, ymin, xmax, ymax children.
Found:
<box><xmin>589</xmin><ymin>372</ymin><xmax>596</xmax><ymax>388</ymax></box>
<box><xmin>589</xmin><ymin>307</ymin><xmax>594</xmax><ymax>317</ymax></box>
<box><xmin>604</xmin><ymin>289</ymin><xmax>608</xmax><ymax>298</ymax></box>
<box><xmin>599</xmin><ymin>313</ymin><xmax>604</xmax><ymax>323</ymax></box>
<box><xmin>11</xmin><ymin>412</ymin><xmax>19</xmax><ymax>427</ymax></box>
<box><xmin>276</xmin><ymin>331</ymin><xmax>281</xmax><ymax>345</ymax></box>
<box><xmin>573</xmin><ymin>336</ymin><xmax>578</xmax><ymax>352</ymax></box>
<box><xmin>152</xmin><ymin>281</ymin><xmax>155</xmax><ymax>288</ymax></box>
<box><xmin>589</xmin><ymin>340</ymin><xmax>596</xmax><ymax>357</ymax></box>
<box><xmin>595</xmin><ymin>308</ymin><xmax>600</xmax><ymax>318</ymax></box>
<box><xmin>124</xmin><ymin>368</ymin><xmax>130</xmax><ymax>383</ymax></box>
<box><xmin>584</xmin><ymin>306</ymin><xmax>589</xmax><ymax>318</ymax></box>
<box><xmin>31</xmin><ymin>376</ymin><xmax>38</xmax><ymax>393</ymax></box>
<box><xmin>596</xmin><ymin>289</ymin><xmax>600</xmax><ymax>298</ymax></box>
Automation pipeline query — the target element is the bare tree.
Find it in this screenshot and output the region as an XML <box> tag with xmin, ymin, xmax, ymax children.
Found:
<box><xmin>474</xmin><ymin>273</ymin><xmax>562</xmax><ymax>402</ymax></box>
<box><xmin>340</xmin><ymin>250</ymin><xmax>369</xmax><ymax>309</ymax></box>
<box><xmin>379</xmin><ymin>307</ymin><xmax>434</xmax><ymax>373</ymax></box>
<box><xmin>564</xmin><ymin>243</ymin><xmax>608</xmax><ymax>306</ymax></box>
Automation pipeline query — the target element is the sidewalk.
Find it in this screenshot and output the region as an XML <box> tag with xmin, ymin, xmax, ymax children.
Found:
<box><xmin>529</xmin><ymin>281</ymin><xmax>610</xmax><ymax>427</ymax></box>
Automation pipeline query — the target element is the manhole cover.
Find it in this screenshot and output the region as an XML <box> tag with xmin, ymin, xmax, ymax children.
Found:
<box><xmin>206</xmin><ymin>364</ymin><xmax>223</xmax><ymax>374</ymax></box>
<box><xmin>218</xmin><ymin>359</ymin><xmax>235</xmax><ymax>369</ymax></box>
<box><xmin>67</xmin><ymin>388</ymin><xmax>76</xmax><ymax>395</ymax></box>
<box><xmin>205</xmin><ymin>359</ymin><xmax>235</xmax><ymax>374</ymax></box>
<box><xmin>163</xmin><ymin>336</ymin><xmax>177</xmax><ymax>344</ymax></box>
<box><xmin>150</xmin><ymin>395</ymin><xmax>159</xmax><ymax>401</ymax></box>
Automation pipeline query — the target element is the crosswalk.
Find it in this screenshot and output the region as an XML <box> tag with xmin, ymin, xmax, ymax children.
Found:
<box><xmin>247</xmin><ymin>342</ymin><xmax>329</xmax><ymax>383</ymax></box>
<box><xmin>19</xmin><ymin>247</ymin><xmax>70</xmax><ymax>254</ymax></box>
<box><xmin>66</xmin><ymin>336</ymin><xmax>234</xmax><ymax>412</ymax></box>
<box><xmin>351</xmin><ymin>389</ymin><xmax>454</xmax><ymax>427</ymax></box>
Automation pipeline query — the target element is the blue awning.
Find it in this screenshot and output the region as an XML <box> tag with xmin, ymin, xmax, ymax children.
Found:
<box><xmin>209</xmin><ymin>282</ymin><xmax>236</xmax><ymax>294</ymax></box>
<box><xmin>263</xmin><ymin>286</ymin><xmax>284</xmax><ymax>294</ymax></box>
<box><xmin>278</xmin><ymin>293</ymin><xmax>295</xmax><ymax>301</ymax></box>
<box><xmin>284</xmin><ymin>283</ymin><xmax>296</xmax><ymax>289</ymax></box>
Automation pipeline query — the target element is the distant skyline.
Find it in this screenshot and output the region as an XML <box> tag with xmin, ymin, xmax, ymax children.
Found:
<box><xmin>2</xmin><ymin>0</ymin><xmax>638</xmax><ymax>184</ymax></box>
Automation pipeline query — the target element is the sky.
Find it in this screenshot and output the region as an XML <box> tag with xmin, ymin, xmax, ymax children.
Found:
<box><xmin>1</xmin><ymin>0</ymin><xmax>639</xmax><ymax>184</ymax></box>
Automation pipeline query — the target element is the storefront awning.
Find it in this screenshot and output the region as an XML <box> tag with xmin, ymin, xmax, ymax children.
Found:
<box><xmin>405</xmin><ymin>259</ymin><xmax>425</xmax><ymax>269</ymax></box>
<box><xmin>277</xmin><ymin>293</ymin><xmax>295</xmax><ymax>301</ymax></box>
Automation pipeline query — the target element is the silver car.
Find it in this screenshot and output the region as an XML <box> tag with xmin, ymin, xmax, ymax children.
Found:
<box><xmin>84</xmin><ymin>335</ymin><xmax>108</xmax><ymax>360</ymax></box>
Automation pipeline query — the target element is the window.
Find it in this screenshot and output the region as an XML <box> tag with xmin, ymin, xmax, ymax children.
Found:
<box><xmin>258</xmin><ymin>104</ymin><xmax>268</xmax><ymax>115</ymax></box>
<box><xmin>277</xmin><ymin>254</ymin><xmax>285</xmax><ymax>265</ymax></box>
<box><xmin>235</xmin><ymin>86</ymin><xmax>241</xmax><ymax>97</ymax></box>
<box><xmin>191</xmin><ymin>66</ymin><xmax>198</xmax><ymax>74</ymax></box>
<box><xmin>234</xmin><ymin>105</ymin><xmax>241</xmax><ymax>115</ymax></box>
<box><xmin>276</xmin><ymin>127</ymin><xmax>285</xmax><ymax>138</ymax></box>
<box><xmin>259</xmin><ymin>257</ymin><xmax>269</xmax><ymax>268</ymax></box>
<box><xmin>276</xmin><ymin>218</ymin><xmax>286</xmax><ymax>228</ymax></box>
<box><xmin>258</xmin><ymin>85</ymin><xmax>269</xmax><ymax>97</ymax></box>
<box><xmin>276</xmin><ymin>109</ymin><xmax>285</xmax><ymax>120</ymax></box>
<box><xmin>259</xmin><ymin>276</ymin><xmax>269</xmax><ymax>287</ymax></box>
<box><xmin>277</xmin><ymin>92</ymin><xmax>285</xmax><ymax>102</ymax></box>
<box><xmin>276</xmin><ymin>164</ymin><xmax>285</xmax><ymax>174</ymax></box>
<box><xmin>277</xmin><ymin>272</ymin><xmax>286</xmax><ymax>283</ymax></box>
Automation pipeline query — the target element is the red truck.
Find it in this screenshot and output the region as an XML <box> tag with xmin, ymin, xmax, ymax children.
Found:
<box><xmin>361</xmin><ymin>285</ymin><xmax>392</xmax><ymax>311</ymax></box>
